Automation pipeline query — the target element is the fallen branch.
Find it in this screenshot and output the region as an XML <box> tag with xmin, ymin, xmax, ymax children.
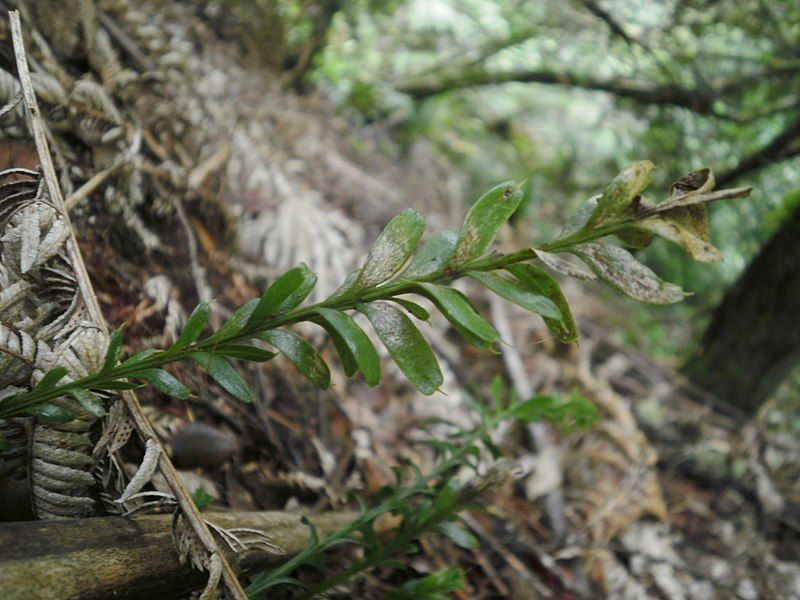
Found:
<box><xmin>0</xmin><ymin>510</ymin><xmax>387</xmax><ymax>600</ymax></box>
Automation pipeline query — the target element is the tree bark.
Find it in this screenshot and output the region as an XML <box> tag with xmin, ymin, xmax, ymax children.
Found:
<box><xmin>0</xmin><ymin>510</ymin><xmax>365</xmax><ymax>600</ymax></box>
<box><xmin>685</xmin><ymin>201</ymin><xmax>800</xmax><ymax>412</ymax></box>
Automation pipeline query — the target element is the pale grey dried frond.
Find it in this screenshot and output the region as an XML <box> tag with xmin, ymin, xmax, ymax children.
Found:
<box><xmin>0</xmin><ymin>321</ymin><xmax>36</xmax><ymax>388</ymax></box>
<box><xmin>69</xmin><ymin>78</ymin><xmax>124</xmax><ymax>145</ymax></box>
<box><xmin>240</xmin><ymin>185</ymin><xmax>364</xmax><ymax>303</ymax></box>
<box><xmin>115</xmin><ymin>438</ymin><xmax>161</xmax><ymax>504</ymax></box>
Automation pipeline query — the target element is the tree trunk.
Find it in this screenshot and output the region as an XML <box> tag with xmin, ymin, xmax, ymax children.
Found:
<box><xmin>685</xmin><ymin>201</ymin><xmax>800</xmax><ymax>412</ymax></box>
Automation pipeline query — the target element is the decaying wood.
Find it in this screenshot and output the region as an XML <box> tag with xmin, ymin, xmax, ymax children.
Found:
<box><xmin>0</xmin><ymin>509</ymin><xmax>378</xmax><ymax>600</ymax></box>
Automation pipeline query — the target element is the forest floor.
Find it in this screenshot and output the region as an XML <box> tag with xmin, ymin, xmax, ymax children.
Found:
<box><xmin>2</xmin><ymin>1</ymin><xmax>799</xmax><ymax>598</ymax></box>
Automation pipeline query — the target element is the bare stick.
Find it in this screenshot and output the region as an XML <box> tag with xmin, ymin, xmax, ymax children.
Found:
<box><xmin>9</xmin><ymin>11</ymin><xmax>247</xmax><ymax>599</ymax></box>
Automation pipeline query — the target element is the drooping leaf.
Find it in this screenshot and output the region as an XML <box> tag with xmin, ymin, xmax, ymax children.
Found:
<box><xmin>259</xmin><ymin>329</ymin><xmax>331</xmax><ymax>389</ymax></box>
<box><xmin>101</xmin><ymin>327</ymin><xmax>124</xmax><ymax>373</ymax></box>
<box><xmin>190</xmin><ymin>352</ymin><xmax>254</xmax><ymax>402</ymax></box>
<box><xmin>172</xmin><ymin>302</ymin><xmax>210</xmax><ymax>350</ymax></box>
<box><xmin>23</xmin><ymin>402</ymin><xmax>74</xmax><ymax>423</ymax></box>
<box><xmin>68</xmin><ymin>388</ymin><xmax>106</xmax><ymax>417</ymax></box>
<box><xmin>535</xmin><ymin>249</ymin><xmax>596</xmax><ymax>281</ymax></box>
<box><xmin>390</xmin><ymin>298</ymin><xmax>431</xmax><ymax>321</ymax></box>
<box><xmin>401</xmin><ymin>230</ymin><xmax>458</xmax><ymax>279</ymax></box>
<box><xmin>436</xmin><ymin>522</ymin><xmax>479</xmax><ymax>549</ymax></box>
<box><xmin>635</xmin><ymin>210</ymin><xmax>722</xmax><ymax>262</ymax></box>
<box><xmin>414</xmin><ymin>282</ymin><xmax>499</xmax><ymax>348</ymax></box>
<box><xmin>358</xmin><ymin>302</ymin><xmax>443</xmax><ymax>395</ymax></box>
<box><xmin>249</xmin><ymin>263</ymin><xmax>317</xmax><ymax>326</ymax></box>
<box><xmin>214</xmin><ymin>344</ymin><xmax>277</xmax><ymax>362</ymax></box>
<box><xmin>453</xmin><ymin>181</ymin><xmax>523</xmax><ymax>264</ymax></box>
<box><xmin>131</xmin><ymin>368</ymin><xmax>191</xmax><ymax>399</ymax></box>
<box><xmin>587</xmin><ymin>161</ymin><xmax>655</xmax><ymax>228</ymax></box>
<box><xmin>505</xmin><ymin>264</ymin><xmax>578</xmax><ymax>343</ymax></box>
<box><xmin>313</xmin><ymin>308</ymin><xmax>380</xmax><ymax>386</ymax></box>
<box><xmin>356</xmin><ymin>209</ymin><xmax>426</xmax><ymax>288</ymax></box>
<box><xmin>573</xmin><ymin>242</ymin><xmax>686</xmax><ymax>304</ymax></box>
<box><xmin>467</xmin><ymin>271</ymin><xmax>561</xmax><ymax>319</ymax></box>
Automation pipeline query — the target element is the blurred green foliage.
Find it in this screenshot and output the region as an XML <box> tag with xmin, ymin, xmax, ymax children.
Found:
<box><xmin>219</xmin><ymin>0</ymin><xmax>799</xmax><ymax>359</ymax></box>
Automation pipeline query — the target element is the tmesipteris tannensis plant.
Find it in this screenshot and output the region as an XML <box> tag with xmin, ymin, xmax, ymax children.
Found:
<box><xmin>0</xmin><ymin>161</ymin><xmax>749</xmax><ymax>426</ymax></box>
<box><xmin>245</xmin><ymin>378</ymin><xmax>598</xmax><ymax>598</ymax></box>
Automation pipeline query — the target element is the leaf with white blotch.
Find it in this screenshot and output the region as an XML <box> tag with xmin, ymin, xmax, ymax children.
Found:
<box><xmin>414</xmin><ymin>282</ymin><xmax>499</xmax><ymax>348</ymax></box>
<box><xmin>467</xmin><ymin>271</ymin><xmax>561</xmax><ymax>319</ymax></box>
<box><xmin>259</xmin><ymin>329</ymin><xmax>331</xmax><ymax>389</ymax></box>
<box><xmin>401</xmin><ymin>230</ymin><xmax>457</xmax><ymax>279</ymax></box>
<box><xmin>573</xmin><ymin>242</ymin><xmax>686</xmax><ymax>304</ymax></box>
<box><xmin>358</xmin><ymin>302</ymin><xmax>443</xmax><ymax>395</ymax></box>
<box><xmin>562</xmin><ymin>194</ymin><xmax>600</xmax><ymax>235</ymax></box>
<box><xmin>313</xmin><ymin>308</ymin><xmax>380</xmax><ymax>385</ymax></box>
<box><xmin>454</xmin><ymin>182</ymin><xmax>523</xmax><ymax>264</ymax></box>
<box><xmin>535</xmin><ymin>249</ymin><xmax>596</xmax><ymax>281</ymax></box>
<box><xmin>506</xmin><ymin>264</ymin><xmax>578</xmax><ymax>343</ymax></box>
<box><xmin>0</xmin><ymin>280</ymin><xmax>30</xmax><ymax>313</ymax></box>
<box><xmin>19</xmin><ymin>203</ymin><xmax>40</xmax><ymax>273</ymax></box>
<box><xmin>357</xmin><ymin>209</ymin><xmax>426</xmax><ymax>288</ymax></box>
<box><xmin>587</xmin><ymin>161</ymin><xmax>655</xmax><ymax>228</ymax></box>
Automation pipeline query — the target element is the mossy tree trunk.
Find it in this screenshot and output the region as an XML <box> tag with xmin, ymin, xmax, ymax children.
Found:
<box><xmin>685</xmin><ymin>201</ymin><xmax>800</xmax><ymax>412</ymax></box>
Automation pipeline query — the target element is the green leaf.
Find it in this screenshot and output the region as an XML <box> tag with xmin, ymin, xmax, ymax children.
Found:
<box><xmin>0</xmin><ymin>433</ymin><xmax>10</xmax><ymax>451</ymax></box>
<box><xmin>131</xmin><ymin>368</ymin><xmax>191</xmax><ymax>399</ymax></box>
<box><xmin>37</xmin><ymin>366</ymin><xmax>69</xmax><ymax>390</ymax></box>
<box><xmin>101</xmin><ymin>327</ymin><xmax>124</xmax><ymax>373</ymax></box>
<box><xmin>259</xmin><ymin>329</ymin><xmax>331</xmax><ymax>389</ymax></box>
<box><xmin>214</xmin><ymin>344</ymin><xmax>277</xmax><ymax>362</ymax></box>
<box><xmin>401</xmin><ymin>230</ymin><xmax>457</xmax><ymax>279</ymax></box>
<box><xmin>249</xmin><ymin>263</ymin><xmax>317</xmax><ymax>325</ymax></box>
<box><xmin>414</xmin><ymin>282</ymin><xmax>499</xmax><ymax>347</ymax></box>
<box><xmin>192</xmin><ymin>487</ymin><xmax>217</xmax><ymax>512</ymax></box>
<box><xmin>358</xmin><ymin>302</ymin><xmax>443</xmax><ymax>395</ymax></box>
<box><xmin>23</xmin><ymin>403</ymin><xmax>75</xmax><ymax>423</ymax></box>
<box><xmin>467</xmin><ymin>271</ymin><xmax>561</xmax><ymax>319</ymax></box>
<box><xmin>314</xmin><ymin>308</ymin><xmax>380</xmax><ymax>386</ymax></box>
<box><xmin>390</xmin><ymin>298</ymin><xmax>431</xmax><ymax>321</ymax></box>
<box><xmin>68</xmin><ymin>388</ymin><xmax>106</xmax><ymax>417</ymax></box>
<box><xmin>120</xmin><ymin>348</ymin><xmax>159</xmax><ymax>368</ymax></box>
<box><xmin>436</xmin><ymin>521</ymin><xmax>479</xmax><ymax>549</ymax></box>
<box><xmin>453</xmin><ymin>181</ymin><xmax>523</xmax><ymax>264</ymax></box>
<box><xmin>211</xmin><ymin>298</ymin><xmax>259</xmax><ymax>342</ymax></box>
<box><xmin>505</xmin><ymin>264</ymin><xmax>578</xmax><ymax>343</ymax></box>
<box><xmin>94</xmin><ymin>380</ymin><xmax>144</xmax><ymax>391</ymax></box>
<box><xmin>356</xmin><ymin>209</ymin><xmax>426</xmax><ymax>288</ymax></box>
<box><xmin>172</xmin><ymin>302</ymin><xmax>210</xmax><ymax>350</ymax></box>
<box><xmin>572</xmin><ymin>242</ymin><xmax>686</xmax><ymax>304</ymax></box>
<box><xmin>190</xmin><ymin>353</ymin><xmax>254</xmax><ymax>402</ymax></box>
<box><xmin>587</xmin><ymin>161</ymin><xmax>655</xmax><ymax>228</ymax></box>
<box><xmin>385</xmin><ymin>568</ymin><xmax>465</xmax><ymax>600</ymax></box>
